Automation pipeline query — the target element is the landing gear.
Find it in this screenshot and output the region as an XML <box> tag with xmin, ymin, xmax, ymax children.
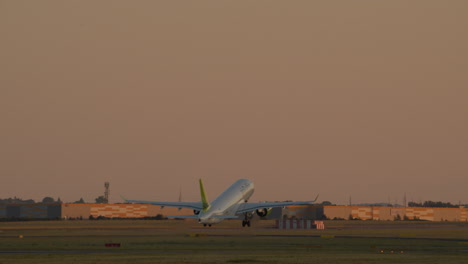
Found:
<box><xmin>242</xmin><ymin>212</ymin><xmax>253</xmax><ymax>227</ymax></box>
<box><xmin>203</xmin><ymin>224</ymin><xmax>212</xmax><ymax>227</ymax></box>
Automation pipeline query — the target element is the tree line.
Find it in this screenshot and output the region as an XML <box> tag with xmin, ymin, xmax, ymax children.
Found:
<box><xmin>408</xmin><ymin>201</ymin><xmax>463</xmax><ymax>208</ymax></box>
<box><xmin>0</xmin><ymin>196</ymin><xmax>108</xmax><ymax>204</ymax></box>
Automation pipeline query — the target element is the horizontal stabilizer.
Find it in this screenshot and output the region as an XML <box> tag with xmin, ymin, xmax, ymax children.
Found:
<box><xmin>167</xmin><ymin>215</ymin><xmax>239</xmax><ymax>219</ymax></box>
<box><xmin>211</xmin><ymin>215</ymin><xmax>239</xmax><ymax>219</ymax></box>
<box><xmin>167</xmin><ymin>215</ymin><xmax>199</xmax><ymax>219</ymax></box>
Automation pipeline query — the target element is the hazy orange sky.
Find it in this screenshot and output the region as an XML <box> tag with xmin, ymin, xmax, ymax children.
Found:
<box><xmin>1</xmin><ymin>1</ymin><xmax>467</xmax><ymax>205</ymax></box>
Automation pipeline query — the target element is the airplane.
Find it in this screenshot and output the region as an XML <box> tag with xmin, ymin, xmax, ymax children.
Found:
<box><xmin>124</xmin><ymin>179</ymin><xmax>319</xmax><ymax>227</ymax></box>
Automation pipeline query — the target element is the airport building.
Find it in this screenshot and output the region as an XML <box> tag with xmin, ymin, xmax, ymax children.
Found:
<box><xmin>0</xmin><ymin>204</ymin><xmax>62</xmax><ymax>219</ymax></box>
<box><xmin>281</xmin><ymin>205</ymin><xmax>468</xmax><ymax>222</ymax></box>
<box><xmin>1</xmin><ymin>203</ymin><xmax>467</xmax><ymax>222</ymax></box>
<box><xmin>0</xmin><ymin>203</ymin><xmax>192</xmax><ymax>219</ymax></box>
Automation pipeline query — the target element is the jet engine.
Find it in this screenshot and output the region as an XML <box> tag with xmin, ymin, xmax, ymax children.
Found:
<box><xmin>193</xmin><ymin>210</ymin><xmax>200</xmax><ymax>215</ymax></box>
<box><xmin>255</xmin><ymin>208</ymin><xmax>272</xmax><ymax>218</ymax></box>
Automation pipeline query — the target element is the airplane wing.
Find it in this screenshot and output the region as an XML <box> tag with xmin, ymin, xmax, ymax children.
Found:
<box><xmin>125</xmin><ymin>199</ymin><xmax>203</xmax><ymax>211</ymax></box>
<box><xmin>236</xmin><ymin>195</ymin><xmax>319</xmax><ymax>214</ymax></box>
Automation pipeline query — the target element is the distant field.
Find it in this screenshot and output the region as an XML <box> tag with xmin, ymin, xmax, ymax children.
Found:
<box><xmin>1</xmin><ymin>220</ymin><xmax>467</xmax><ymax>264</ymax></box>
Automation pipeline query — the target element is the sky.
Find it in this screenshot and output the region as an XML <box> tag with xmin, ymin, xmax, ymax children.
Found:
<box><xmin>1</xmin><ymin>1</ymin><xmax>467</xmax><ymax>205</ymax></box>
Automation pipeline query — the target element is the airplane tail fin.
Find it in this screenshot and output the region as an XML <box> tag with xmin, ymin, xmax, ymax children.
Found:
<box><xmin>199</xmin><ymin>179</ymin><xmax>210</xmax><ymax>211</ymax></box>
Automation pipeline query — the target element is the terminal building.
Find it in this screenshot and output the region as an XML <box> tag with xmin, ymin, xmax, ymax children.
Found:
<box><xmin>1</xmin><ymin>203</ymin><xmax>467</xmax><ymax>222</ymax></box>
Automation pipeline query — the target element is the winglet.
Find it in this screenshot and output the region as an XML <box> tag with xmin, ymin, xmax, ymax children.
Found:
<box><xmin>120</xmin><ymin>195</ymin><xmax>129</xmax><ymax>203</ymax></box>
<box><xmin>199</xmin><ymin>179</ymin><xmax>210</xmax><ymax>211</ymax></box>
<box><xmin>313</xmin><ymin>194</ymin><xmax>320</xmax><ymax>203</ymax></box>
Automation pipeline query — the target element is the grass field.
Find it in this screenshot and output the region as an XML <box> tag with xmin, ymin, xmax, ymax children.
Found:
<box><xmin>1</xmin><ymin>220</ymin><xmax>467</xmax><ymax>263</ymax></box>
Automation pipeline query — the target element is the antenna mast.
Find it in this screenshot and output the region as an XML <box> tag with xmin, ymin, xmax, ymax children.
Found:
<box><xmin>178</xmin><ymin>185</ymin><xmax>182</xmax><ymax>202</ymax></box>
<box><xmin>104</xmin><ymin>182</ymin><xmax>110</xmax><ymax>204</ymax></box>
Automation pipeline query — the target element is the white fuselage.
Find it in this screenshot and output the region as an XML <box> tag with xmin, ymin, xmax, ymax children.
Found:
<box><xmin>198</xmin><ymin>179</ymin><xmax>254</xmax><ymax>225</ymax></box>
